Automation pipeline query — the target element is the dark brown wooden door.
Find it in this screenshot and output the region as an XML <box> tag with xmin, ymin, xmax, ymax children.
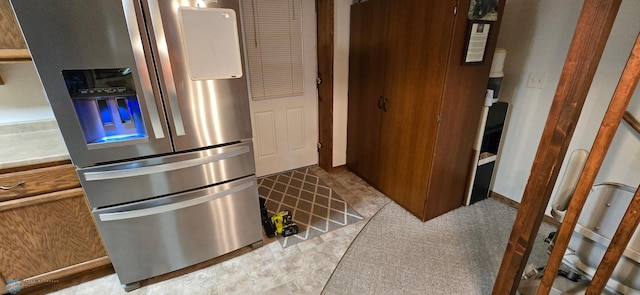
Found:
<box><xmin>346</xmin><ymin>0</ymin><xmax>388</xmax><ymax>185</ymax></box>
<box><xmin>425</xmin><ymin>0</ymin><xmax>506</xmax><ymax>220</ymax></box>
<box><xmin>377</xmin><ymin>0</ymin><xmax>456</xmax><ymax>219</ymax></box>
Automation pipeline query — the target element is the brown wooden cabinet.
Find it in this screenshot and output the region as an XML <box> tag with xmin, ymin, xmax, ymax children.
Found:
<box><xmin>0</xmin><ymin>0</ymin><xmax>30</xmax><ymax>61</ymax></box>
<box><xmin>0</xmin><ymin>161</ymin><xmax>110</xmax><ymax>290</ymax></box>
<box><xmin>345</xmin><ymin>0</ymin><xmax>387</xmax><ymax>187</ymax></box>
<box><xmin>346</xmin><ymin>0</ymin><xmax>505</xmax><ymax>221</ymax></box>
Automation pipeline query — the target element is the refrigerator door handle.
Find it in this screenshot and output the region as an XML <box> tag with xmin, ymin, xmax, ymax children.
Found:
<box><xmin>98</xmin><ymin>181</ymin><xmax>254</xmax><ymax>221</ymax></box>
<box><xmin>122</xmin><ymin>0</ymin><xmax>166</xmax><ymax>139</ymax></box>
<box><xmin>145</xmin><ymin>0</ymin><xmax>186</xmax><ymax>136</ymax></box>
<box><xmin>83</xmin><ymin>145</ymin><xmax>250</xmax><ymax>181</ymax></box>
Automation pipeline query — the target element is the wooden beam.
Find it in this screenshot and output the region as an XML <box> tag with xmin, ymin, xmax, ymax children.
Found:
<box><xmin>587</xmin><ymin>185</ymin><xmax>640</xmax><ymax>294</ymax></box>
<box><xmin>316</xmin><ymin>0</ymin><xmax>335</xmax><ymax>171</ymax></box>
<box><xmin>491</xmin><ymin>1</ymin><xmax>622</xmax><ymax>294</ymax></box>
<box><xmin>539</xmin><ymin>32</ymin><xmax>640</xmax><ymax>294</ymax></box>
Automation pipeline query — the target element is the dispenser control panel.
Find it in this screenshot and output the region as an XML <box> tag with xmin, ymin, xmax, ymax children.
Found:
<box><xmin>62</xmin><ymin>68</ymin><xmax>148</xmax><ymax>147</ymax></box>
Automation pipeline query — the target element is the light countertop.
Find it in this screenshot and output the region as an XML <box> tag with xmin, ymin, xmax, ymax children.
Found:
<box><xmin>0</xmin><ymin>120</ymin><xmax>70</xmax><ymax>171</ymax></box>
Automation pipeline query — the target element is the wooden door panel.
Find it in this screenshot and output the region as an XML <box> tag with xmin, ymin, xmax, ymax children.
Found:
<box><xmin>425</xmin><ymin>0</ymin><xmax>506</xmax><ymax>220</ymax></box>
<box><xmin>346</xmin><ymin>0</ymin><xmax>388</xmax><ymax>185</ymax></box>
<box><xmin>0</xmin><ymin>189</ymin><xmax>107</xmax><ymax>280</ymax></box>
<box><xmin>0</xmin><ymin>0</ymin><xmax>31</xmax><ymax>60</ymax></box>
<box><xmin>377</xmin><ymin>0</ymin><xmax>456</xmax><ymax>219</ymax></box>
<box><xmin>0</xmin><ymin>0</ymin><xmax>27</xmax><ymax>49</ymax></box>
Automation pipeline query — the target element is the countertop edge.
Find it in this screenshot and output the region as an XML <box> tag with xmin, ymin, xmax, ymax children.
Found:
<box><xmin>0</xmin><ymin>154</ymin><xmax>71</xmax><ymax>171</ymax></box>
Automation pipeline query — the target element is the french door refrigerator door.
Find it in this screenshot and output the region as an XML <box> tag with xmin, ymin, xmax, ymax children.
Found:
<box><xmin>93</xmin><ymin>176</ymin><xmax>263</xmax><ymax>285</ymax></box>
<box><xmin>11</xmin><ymin>0</ymin><xmax>173</xmax><ymax>167</ymax></box>
<box><xmin>142</xmin><ymin>0</ymin><xmax>253</xmax><ymax>151</ymax></box>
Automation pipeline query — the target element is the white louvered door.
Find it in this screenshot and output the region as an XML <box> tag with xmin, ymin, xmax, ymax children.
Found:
<box><xmin>242</xmin><ymin>0</ymin><xmax>318</xmax><ymax>176</ymax></box>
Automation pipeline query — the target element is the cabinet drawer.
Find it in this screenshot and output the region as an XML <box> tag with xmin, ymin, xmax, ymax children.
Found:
<box><xmin>0</xmin><ymin>164</ymin><xmax>80</xmax><ymax>202</ymax></box>
<box><xmin>0</xmin><ymin>188</ymin><xmax>107</xmax><ymax>281</ymax></box>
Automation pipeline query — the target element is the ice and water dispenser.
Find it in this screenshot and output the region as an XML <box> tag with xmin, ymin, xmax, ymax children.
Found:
<box><xmin>62</xmin><ymin>68</ymin><xmax>148</xmax><ymax>148</ymax></box>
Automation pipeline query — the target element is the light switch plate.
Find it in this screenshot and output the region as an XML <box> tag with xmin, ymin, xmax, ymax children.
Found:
<box><xmin>527</xmin><ymin>72</ymin><xmax>546</xmax><ymax>89</ymax></box>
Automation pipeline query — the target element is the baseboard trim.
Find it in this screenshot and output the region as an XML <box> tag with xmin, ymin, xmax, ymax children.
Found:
<box><xmin>18</xmin><ymin>257</ymin><xmax>114</xmax><ymax>295</ymax></box>
<box><xmin>329</xmin><ymin>165</ymin><xmax>347</xmax><ymax>172</ymax></box>
<box><xmin>490</xmin><ymin>191</ymin><xmax>561</xmax><ymax>228</ymax></box>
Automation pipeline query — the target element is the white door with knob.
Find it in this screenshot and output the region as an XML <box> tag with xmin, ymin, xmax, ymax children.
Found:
<box><xmin>241</xmin><ymin>0</ymin><xmax>318</xmax><ymax>176</ymax></box>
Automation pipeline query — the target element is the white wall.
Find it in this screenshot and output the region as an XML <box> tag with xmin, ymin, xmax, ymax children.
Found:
<box><xmin>332</xmin><ymin>0</ymin><xmax>350</xmax><ymax>167</ymax></box>
<box><xmin>0</xmin><ymin>63</ymin><xmax>53</xmax><ymax>124</ymax></box>
<box><xmin>493</xmin><ymin>0</ymin><xmax>640</xmax><ymax>214</ymax></box>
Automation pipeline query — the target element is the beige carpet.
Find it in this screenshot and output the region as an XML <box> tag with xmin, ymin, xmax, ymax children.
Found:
<box><xmin>322</xmin><ymin>198</ymin><xmax>556</xmax><ymax>294</ymax></box>
<box><xmin>258</xmin><ymin>167</ymin><xmax>363</xmax><ymax>248</ymax></box>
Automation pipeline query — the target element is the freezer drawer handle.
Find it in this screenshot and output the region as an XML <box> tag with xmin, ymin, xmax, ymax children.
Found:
<box><xmin>99</xmin><ymin>181</ymin><xmax>254</xmax><ymax>221</ymax></box>
<box><xmin>83</xmin><ymin>145</ymin><xmax>250</xmax><ymax>181</ymax></box>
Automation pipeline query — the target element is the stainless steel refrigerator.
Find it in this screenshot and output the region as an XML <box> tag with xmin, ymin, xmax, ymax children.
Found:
<box><xmin>11</xmin><ymin>0</ymin><xmax>262</xmax><ymax>290</ymax></box>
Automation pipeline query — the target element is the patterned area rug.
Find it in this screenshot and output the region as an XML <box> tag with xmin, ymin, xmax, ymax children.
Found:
<box><xmin>258</xmin><ymin>167</ymin><xmax>363</xmax><ymax>247</ymax></box>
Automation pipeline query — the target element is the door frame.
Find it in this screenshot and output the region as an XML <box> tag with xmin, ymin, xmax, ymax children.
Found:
<box><xmin>316</xmin><ymin>0</ymin><xmax>335</xmax><ymax>172</ymax></box>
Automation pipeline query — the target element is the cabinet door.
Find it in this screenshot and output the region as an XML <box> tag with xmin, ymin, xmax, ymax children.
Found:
<box><xmin>426</xmin><ymin>0</ymin><xmax>505</xmax><ymax>220</ymax></box>
<box><xmin>0</xmin><ymin>189</ymin><xmax>107</xmax><ymax>280</ymax></box>
<box><xmin>377</xmin><ymin>0</ymin><xmax>456</xmax><ymax>219</ymax></box>
<box><xmin>346</xmin><ymin>0</ymin><xmax>388</xmax><ymax>185</ymax></box>
<box><xmin>0</xmin><ymin>0</ymin><xmax>29</xmax><ymax>59</ymax></box>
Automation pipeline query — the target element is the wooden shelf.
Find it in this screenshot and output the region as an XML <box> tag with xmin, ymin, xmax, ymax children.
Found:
<box><xmin>0</xmin><ymin>0</ymin><xmax>32</xmax><ymax>84</ymax></box>
<box><xmin>0</xmin><ymin>48</ymin><xmax>30</xmax><ymax>61</ymax></box>
<box><xmin>478</xmin><ymin>152</ymin><xmax>497</xmax><ymax>166</ymax></box>
<box><xmin>0</xmin><ymin>49</ymin><xmax>31</xmax><ymax>86</ymax></box>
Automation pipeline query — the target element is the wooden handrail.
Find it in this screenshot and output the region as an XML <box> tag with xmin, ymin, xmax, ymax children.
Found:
<box><xmin>623</xmin><ymin>111</ymin><xmax>640</xmax><ymax>134</ymax></box>
<box><xmin>491</xmin><ymin>0</ymin><xmax>623</xmax><ymax>293</ymax></box>
<box><xmin>538</xmin><ymin>32</ymin><xmax>640</xmax><ymax>295</ymax></box>
<box><xmin>587</xmin><ymin>185</ymin><xmax>640</xmax><ymax>294</ymax></box>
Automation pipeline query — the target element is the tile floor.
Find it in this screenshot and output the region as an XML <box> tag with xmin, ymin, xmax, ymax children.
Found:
<box><xmin>48</xmin><ymin>167</ymin><xmax>390</xmax><ymax>295</ymax></box>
